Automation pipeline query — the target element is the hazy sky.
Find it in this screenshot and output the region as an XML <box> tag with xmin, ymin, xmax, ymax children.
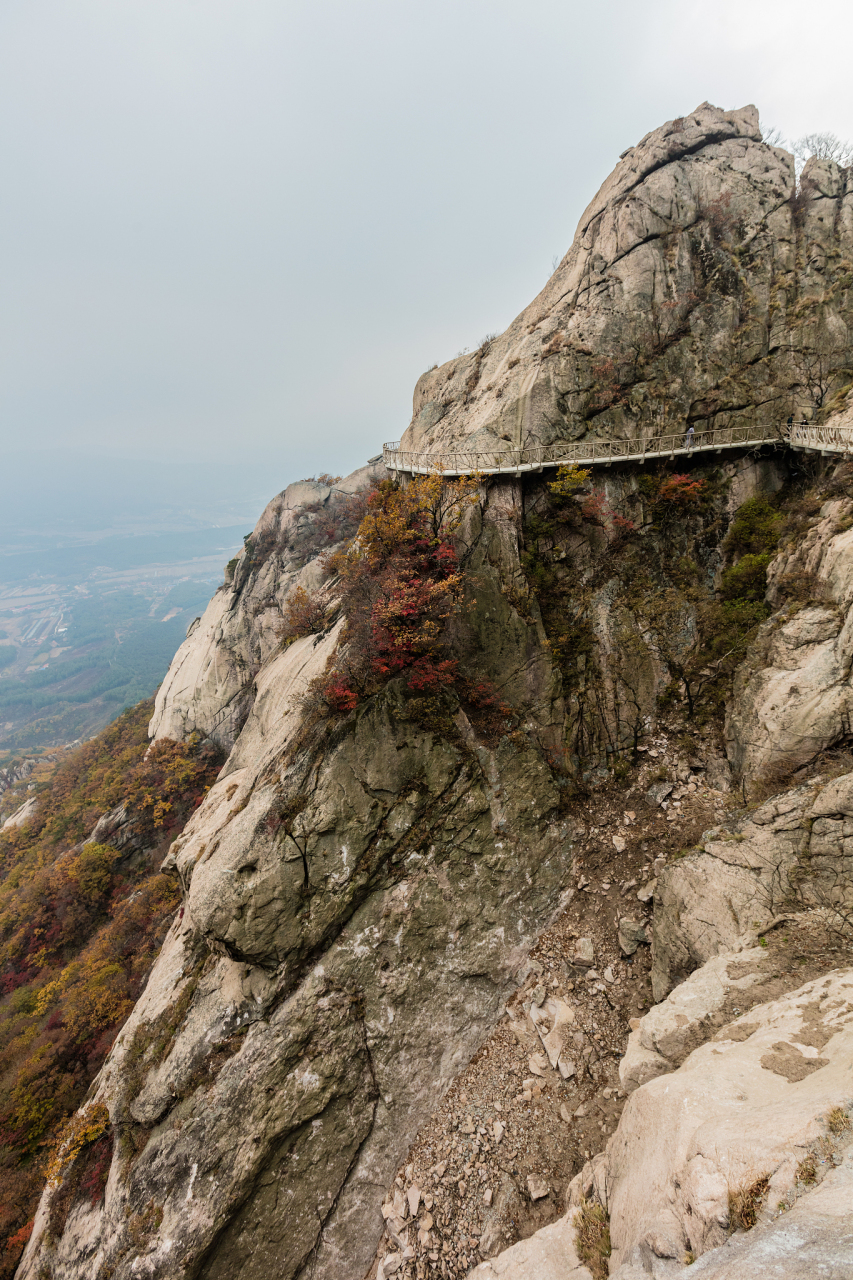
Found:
<box><xmin>2</xmin><ymin>0</ymin><xmax>853</xmax><ymax>503</ymax></box>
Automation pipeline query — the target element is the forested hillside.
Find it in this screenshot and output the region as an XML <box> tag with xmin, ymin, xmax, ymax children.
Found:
<box><xmin>0</xmin><ymin>704</ymin><xmax>222</xmax><ymax>1276</ymax></box>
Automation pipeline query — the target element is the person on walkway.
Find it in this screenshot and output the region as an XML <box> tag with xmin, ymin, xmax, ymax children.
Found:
<box><xmin>684</xmin><ymin>425</ymin><xmax>695</xmax><ymax>450</ymax></box>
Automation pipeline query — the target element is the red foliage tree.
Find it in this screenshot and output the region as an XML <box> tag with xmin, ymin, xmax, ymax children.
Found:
<box><xmin>312</xmin><ymin>476</ymin><xmax>479</xmax><ymax>713</ymax></box>
<box><xmin>655</xmin><ymin>473</ymin><xmax>707</xmax><ymax>506</ymax></box>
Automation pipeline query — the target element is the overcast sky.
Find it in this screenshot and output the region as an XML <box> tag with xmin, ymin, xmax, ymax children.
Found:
<box><xmin>2</xmin><ymin>0</ymin><xmax>852</xmax><ymax>514</ymax></box>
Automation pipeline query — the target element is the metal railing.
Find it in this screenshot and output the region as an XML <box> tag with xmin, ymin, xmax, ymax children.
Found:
<box><xmin>787</xmin><ymin>422</ymin><xmax>853</xmax><ymax>453</ymax></box>
<box><xmin>381</xmin><ymin>421</ymin><xmax>853</xmax><ymax>477</ymax></box>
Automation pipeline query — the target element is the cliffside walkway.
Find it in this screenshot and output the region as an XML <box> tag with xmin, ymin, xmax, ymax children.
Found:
<box><xmin>382</xmin><ymin>421</ymin><xmax>853</xmax><ymax>477</ymax></box>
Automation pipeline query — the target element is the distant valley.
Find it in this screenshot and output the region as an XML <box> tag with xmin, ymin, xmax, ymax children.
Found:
<box><xmin>0</xmin><ymin>524</ymin><xmax>246</xmax><ymax>757</ymax></box>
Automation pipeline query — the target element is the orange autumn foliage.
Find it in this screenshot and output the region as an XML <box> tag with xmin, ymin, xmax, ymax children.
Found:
<box><xmin>0</xmin><ymin>700</ymin><xmax>222</xmax><ymax>1276</ymax></box>
<box><xmin>310</xmin><ymin>475</ymin><xmax>480</xmax><ymax>712</ymax></box>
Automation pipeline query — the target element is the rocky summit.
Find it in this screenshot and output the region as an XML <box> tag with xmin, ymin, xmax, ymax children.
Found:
<box><xmin>15</xmin><ymin>103</ymin><xmax>853</xmax><ymax>1280</ymax></box>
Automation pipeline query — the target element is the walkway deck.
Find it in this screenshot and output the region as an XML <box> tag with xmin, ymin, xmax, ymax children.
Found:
<box><xmin>382</xmin><ymin>422</ymin><xmax>853</xmax><ymax>477</ymax></box>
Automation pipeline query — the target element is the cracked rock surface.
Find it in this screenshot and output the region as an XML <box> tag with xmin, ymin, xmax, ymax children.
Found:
<box><xmin>651</xmin><ymin>771</ymin><xmax>853</xmax><ymax>1001</ymax></box>
<box><xmin>149</xmin><ymin>461</ymin><xmax>385</xmax><ymax>751</ymax></box>
<box><xmin>19</xmin><ymin>485</ymin><xmax>580</xmax><ymax>1280</ymax></box>
<box><xmin>727</xmin><ymin>466</ymin><xmax>853</xmax><ymax>783</ymax></box>
<box><xmin>400</xmin><ymin>104</ymin><xmax>851</xmax><ymax>463</ymax></box>
<box><xmin>586</xmin><ymin>967</ymin><xmax>853</xmax><ymax>1278</ymax></box>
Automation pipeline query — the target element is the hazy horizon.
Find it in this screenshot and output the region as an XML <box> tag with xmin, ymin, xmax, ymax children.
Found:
<box><xmin>2</xmin><ymin>0</ymin><xmax>853</xmax><ymax>529</ymax></box>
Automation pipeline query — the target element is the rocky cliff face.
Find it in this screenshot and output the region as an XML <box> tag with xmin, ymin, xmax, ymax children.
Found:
<box><xmin>471</xmin><ymin>770</ymin><xmax>853</xmax><ymax>1279</ymax></box>
<box><xmin>401</xmin><ymin>104</ymin><xmax>852</xmax><ymax>459</ymax></box>
<box><xmin>18</xmin><ymin>103</ymin><xmax>853</xmax><ymax>1280</ymax></box>
<box><xmin>480</xmin><ymin>958</ymin><xmax>853</xmax><ymax>1280</ymax></box>
<box><xmin>149</xmin><ymin>463</ymin><xmax>385</xmax><ymax>751</ymax></box>
<box><xmin>20</xmin><ymin>479</ymin><xmax>584</xmax><ymax>1280</ymax></box>
<box><xmin>726</xmin><ymin>416</ymin><xmax>853</xmax><ymax>782</ymax></box>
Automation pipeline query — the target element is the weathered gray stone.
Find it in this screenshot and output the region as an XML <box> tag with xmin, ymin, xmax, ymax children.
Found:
<box><xmin>527</xmin><ymin>1174</ymin><xmax>550</xmax><ymax>1201</ymax></box>
<box><xmin>681</xmin><ymin>1153</ymin><xmax>853</xmax><ymax>1278</ymax></box>
<box><xmin>400</xmin><ymin>107</ymin><xmax>852</xmax><ymax>479</ymax></box>
<box><xmin>645</xmin><ymin>781</ymin><xmax>673</xmax><ymax>807</ymax></box>
<box><xmin>618</xmin><ymin>918</ymin><xmax>648</xmax><ymax>957</ymax></box>
<box><xmin>651</xmin><ymin>775</ymin><xmax>853</xmax><ymax>1000</ymax></box>
<box><xmin>20</xmin><ymin>484</ymin><xmax>581</xmax><ymax>1280</ymax></box>
<box><xmin>1</xmin><ymin>795</ymin><xmax>37</xmax><ymax>830</ymax></box>
<box><xmin>148</xmin><ymin>461</ymin><xmax>386</xmax><ymax>750</ymax></box>
<box><xmin>20</xmin><ymin>100</ymin><xmax>853</xmax><ymax>1280</ymax></box>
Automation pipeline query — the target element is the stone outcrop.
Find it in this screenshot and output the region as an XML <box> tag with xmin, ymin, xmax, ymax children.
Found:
<box><xmin>620</xmin><ymin>947</ymin><xmax>773</xmax><ymax>1092</ymax></box>
<box><xmin>727</xmin><ymin>438</ymin><xmax>853</xmax><ymax>782</ymax></box>
<box><xmin>650</xmin><ymin>772</ymin><xmax>853</xmax><ymax>1001</ymax></box>
<box><xmin>676</xmin><ymin>1153</ymin><xmax>853</xmax><ymax>1278</ymax></box>
<box><xmin>401</xmin><ymin>105</ymin><xmax>852</xmax><ymax>461</ymax></box>
<box><xmin>1</xmin><ymin>795</ymin><xmax>38</xmax><ymax>830</ymax></box>
<box><xmin>149</xmin><ymin>462</ymin><xmax>385</xmax><ymax>750</ymax></box>
<box><xmin>469</xmin><ymin>1214</ymin><xmax>592</xmax><ymax>1279</ymax></box>
<box><xmin>584</xmin><ymin>969</ymin><xmax>853</xmax><ymax>1277</ymax></box>
<box><xmin>475</xmin><ymin>968</ymin><xmax>853</xmax><ymax>1279</ymax></box>
<box><xmin>18</xmin><ymin>485</ymin><xmax>582</xmax><ymax>1280</ymax></box>
<box><xmin>517</xmin><ymin>448</ymin><xmax>786</xmax><ymax>773</ymax></box>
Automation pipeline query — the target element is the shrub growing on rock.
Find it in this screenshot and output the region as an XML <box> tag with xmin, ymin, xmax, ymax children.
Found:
<box><xmin>278</xmin><ymin>586</ymin><xmax>329</xmax><ymax>644</ymax></box>
<box><xmin>310</xmin><ymin>476</ymin><xmax>481</xmax><ymax>714</ymax></box>
<box><xmin>723</xmin><ymin>494</ymin><xmax>782</xmax><ymax>558</ymax></box>
<box><xmin>727</xmin><ymin>1173</ymin><xmax>770</xmax><ymax>1232</ymax></box>
<box><xmin>655</xmin><ymin>473</ymin><xmax>707</xmax><ymax>507</ymax></box>
<box><xmin>548</xmin><ymin>463</ymin><xmax>591</xmax><ymax>500</ymax></box>
<box><xmin>719</xmin><ymin>552</ymin><xmax>774</xmax><ymax>602</ymax></box>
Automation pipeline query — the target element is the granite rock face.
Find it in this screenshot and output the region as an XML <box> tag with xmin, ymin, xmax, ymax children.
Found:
<box><xmin>586</xmin><ymin>969</ymin><xmax>853</xmax><ymax>1277</ymax></box>
<box><xmin>476</xmin><ymin>969</ymin><xmax>853</xmax><ymax>1280</ymax></box>
<box><xmin>726</xmin><ymin>449</ymin><xmax>853</xmax><ymax>782</ymax></box>
<box><xmin>18</xmin><ymin>484</ymin><xmax>581</xmax><ymax>1280</ymax></box>
<box><xmin>678</xmin><ymin>1154</ymin><xmax>853</xmax><ymax>1278</ymax></box>
<box><xmin>400</xmin><ymin>104</ymin><xmax>852</xmax><ymax>462</ymax></box>
<box><xmin>149</xmin><ymin>461</ymin><xmax>385</xmax><ymax>750</ymax></box>
<box><xmin>469</xmin><ymin>1213</ymin><xmax>592</xmax><ymax>1280</ymax></box>
<box><xmin>651</xmin><ymin>773</ymin><xmax>853</xmax><ymax>1001</ymax></box>
<box><xmin>620</xmin><ymin>948</ymin><xmax>772</xmax><ymax>1092</ymax></box>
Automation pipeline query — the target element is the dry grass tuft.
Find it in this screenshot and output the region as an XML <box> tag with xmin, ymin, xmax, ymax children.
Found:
<box><xmin>796</xmin><ymin>1152</ymin><xmax>818</xmax><ymax>1185</ymax></box>
<box><xmin>728</xmin><ymin>1174</ymin><xmax>770</xmax><ymax>1232</ymax></box>
<box><xmin>573</xmin><ymin>1197</ymin><xmax>611</xmax><ymax>1280</ymax></box>
<box><xmin>827</xmin><ymin>1105</ymin><xmax>851</xmax><ymax>1136</ymax></box>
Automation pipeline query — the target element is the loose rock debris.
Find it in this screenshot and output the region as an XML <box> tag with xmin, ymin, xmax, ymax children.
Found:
<box><xmin>369</xmin><ymin>743</ymin><xmax>730</xmax><ymax>1278</ymax></box>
